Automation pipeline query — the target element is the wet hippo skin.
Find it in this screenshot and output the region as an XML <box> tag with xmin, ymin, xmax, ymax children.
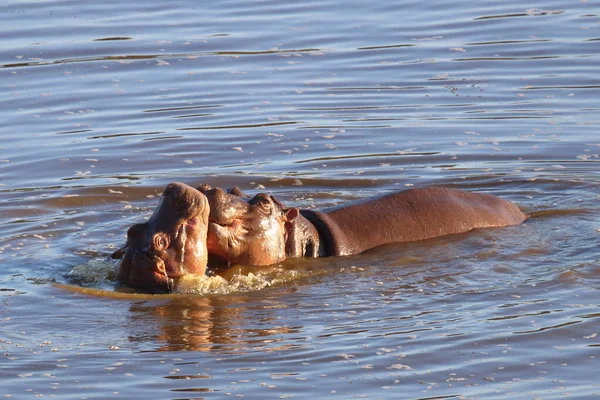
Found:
<box><xmin>111</xmin><ymin>182</ymin><xmax>210</xmax><ymax>293</ymax></box>
<box><xmin>198</xmin><ymin>185</ymin><xmax>527</xmax><ymax>266</ymax></box>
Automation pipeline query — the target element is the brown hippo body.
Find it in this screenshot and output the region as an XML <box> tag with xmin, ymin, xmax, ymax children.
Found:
<box><xmin>299</xmin><ymin>187</ymin><xmax>526</xmax><ymax>257</ymax></box>
<box><xmin>199</xmin><ymin>185</ymin><xmax>527</xmax><ymax>266</ymax></box>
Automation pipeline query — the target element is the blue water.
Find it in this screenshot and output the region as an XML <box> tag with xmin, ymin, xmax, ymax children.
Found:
<box><xmin>1</xmin><ymin>0</ymin><xmax>599</xmax><ymax>398</ymax></box>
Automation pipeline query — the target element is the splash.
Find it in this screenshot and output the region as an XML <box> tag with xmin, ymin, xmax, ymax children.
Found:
<box><xmin>173</xmin><ymin>268</ymin><xmax>306</xmax><ymax>295</ymax></box>
<box><xmin>64</xmin><ymin>258</ymin><xmax>324</xmax><ymax>296</ymax></box>
<box><xmin>67</xmin><ymin>258</ymin><xmax>115</xmax><ymax>284</ymax></box>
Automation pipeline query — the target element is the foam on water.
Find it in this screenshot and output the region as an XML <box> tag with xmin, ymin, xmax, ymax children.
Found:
<box><xmin>66</xmin><ymin>257</ymin><xmax>116</xmax><ymax>284</ymax></box>
<box><xmin>174</xmin><ymin>272</ymin><xmax>271</xmax><ymax>295</ymax></box>
<box><xmin>66</xmin><ymin>257</ymin><xmax>316</xmax><ymax>296</ymax></box>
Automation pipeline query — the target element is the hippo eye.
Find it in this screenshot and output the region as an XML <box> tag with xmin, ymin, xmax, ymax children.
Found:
<box><xmin>252</xmin><ymin>194</ymin><xmax>272</xmax><ymax>213</ymax></box>
<box><xmin>258</xmin><ymin>198</ymin><xmax>271</xmax><ymax>211</ymax></box>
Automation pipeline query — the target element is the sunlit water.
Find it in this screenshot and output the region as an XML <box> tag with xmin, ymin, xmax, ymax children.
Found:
<box><xmin>1</xmin><ymin>0</ymin><xmax>599</xmax><ymax>398</ymax></box>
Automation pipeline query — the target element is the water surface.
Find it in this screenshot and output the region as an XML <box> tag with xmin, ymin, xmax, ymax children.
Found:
<box><xmin>1</xmin><ymin>0</ymin><xmax>599</xmax><ymax>398</ymax></box>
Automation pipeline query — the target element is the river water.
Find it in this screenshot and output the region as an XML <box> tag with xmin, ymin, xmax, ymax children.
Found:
<box><xmin>1</xmin><ymin>0</ymin><xmax>599</xmax><ymax>398</ymax></box>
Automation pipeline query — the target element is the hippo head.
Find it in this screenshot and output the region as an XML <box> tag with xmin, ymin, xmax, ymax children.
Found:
<box><xmin>112</xmin><ymin>182</ymin><xmax>210</xmax><ymax>293</ymax></box>
<box><xmin>198</xmin><ymin>184</ymin><xmax>299</xmax><ymax>266</ymax></box>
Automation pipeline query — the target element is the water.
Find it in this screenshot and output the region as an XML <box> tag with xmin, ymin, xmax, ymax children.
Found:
<box><xmin>1</xmin><ymin>0</ymin><xmax>599</xmax><ymax>398</ymax></box>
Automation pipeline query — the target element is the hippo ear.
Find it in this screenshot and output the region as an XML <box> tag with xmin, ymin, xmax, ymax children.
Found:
<box><xmin>196</xmin><ymin>183</ymin><xmax>212</xmax><ymax>192</ymax></box>
<box><xmin>284</xmin><ymin>207</ymin><xmax>299</xmax><ymax>223</ymax></box>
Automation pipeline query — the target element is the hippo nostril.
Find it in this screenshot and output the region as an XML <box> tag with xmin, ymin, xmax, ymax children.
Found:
<box><xmin>154</xmin><ymin>260</ymin><xmax>173</xmax><ymax>293</ymax></box>
<box><xmin>155</xmin><ymin>259</ymin><xmax>167</xmax><ymax>275</ymax></box>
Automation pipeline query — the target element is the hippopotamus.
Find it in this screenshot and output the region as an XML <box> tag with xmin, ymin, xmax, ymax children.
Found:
<box><xmin>113</xmin><ymin>183</ymin><xmax>526</xmax><ymax>293</ymax></box>
<box><xmin>111</xmin><ymin>182</ymin><xmax>210</xmax><ymax>293</ymax></box>
<box><xmin>198</xmin><ymin>184</ymin><xmax>527</xmax><ymax>266</ymax></box>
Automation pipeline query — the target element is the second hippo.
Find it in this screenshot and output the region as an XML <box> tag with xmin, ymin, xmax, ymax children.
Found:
<box><xmin>198</xmin><ymin>185</ymin><xmax>527</xmax><ymax>267</ymax></box>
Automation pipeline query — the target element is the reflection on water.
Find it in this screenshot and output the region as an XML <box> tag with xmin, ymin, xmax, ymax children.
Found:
<box><xmin>1</xmin><ymin>0</ymin><xmax>599</xmax><ymax>398</ymax></box>
<box><xmin>127</xmin><ymin>293</ymin><xmax>309</xmax><ymax>353</ymax></box>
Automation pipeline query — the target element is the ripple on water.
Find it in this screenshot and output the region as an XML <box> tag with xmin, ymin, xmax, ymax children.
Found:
<box><xmin>1</xmin><ymin>0</ymin><xmax>600</xmax><ymax>398</ymax></box>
